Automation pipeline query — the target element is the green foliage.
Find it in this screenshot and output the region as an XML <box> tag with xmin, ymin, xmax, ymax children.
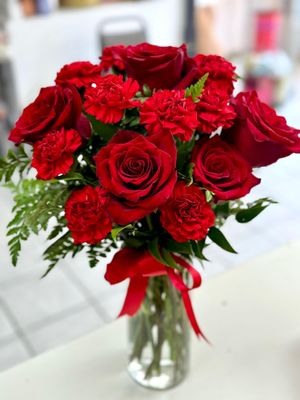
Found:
<box><xmin>190</xmin><ymin>240</ymin><xmax>208</xmax><ymax>261</ymax></box>
<box><xmin>148</xmin><ymin>238</ymin><xmax>169</xmax><ymax>266</ymax></box>
<box><xmin>185</xmin><ymin>73</ymin><xmax>209</xmax><ymax>101</ymax></box>
<box><xmin>176</xmin><ymin>136</ymin><xmax>195</xmax><ymax>174</ymax></box>
<box><xmin>87</xmin><ymin>115</ymin><xmax>118</xmax><ymax>141</ymax></box>
<box><xmin>205</xmin><ymin>190</ymin><xmax>214</xmax><ymax>203</ymax></box>
<box><xmin>208</xmin><ymin>226</ymin><xmax>237</xmax><ymax>254</ymax></box>
<box><xmin>0</xmin><ymin>145</ymin><xmax>31</xmax><ymax>183</ymax></box>
<box><xmin>142</xmin><ymin>84</ymin><xmax>152</xmax><ymax>97</ymax></box>
<box><xmin>6</xmin><ymin>179</ymin><xmax>70</xmax><ymax>266</ymax></box>
<box><xmin>42</xmin><ymin>232</ymin><xmax>82</xmax><ymax>277</ymax></box>
<box><xmin>235</xmin><ymin>198</ymin><xmax>276</xmax><ymax>223</ymax></box>
<box><xmin>165</xmin><ymin>238</ymin><xmax>192</xmax><ymax>255</ymax></box>
<box><xmin>111</xmin><ymin>224</ymin><xmax>133</xmax><ymax>243</ymax></box>
<box><xmin>87</xmin><ymin>240</ymin><xmax>118</xmax><ymax>269</ymax></box>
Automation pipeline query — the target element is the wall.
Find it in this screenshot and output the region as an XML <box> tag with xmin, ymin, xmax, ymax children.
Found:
<box><xmin>7</xmin><ymin>0</ymin><xmax>183</xmax><ymax>108</ymax></box>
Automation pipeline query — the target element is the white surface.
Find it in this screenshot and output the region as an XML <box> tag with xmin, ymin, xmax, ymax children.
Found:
<box><xmin>0</xmin><ymin>240</ymin><xmax>300</xmax><ymax>399</ymax></box>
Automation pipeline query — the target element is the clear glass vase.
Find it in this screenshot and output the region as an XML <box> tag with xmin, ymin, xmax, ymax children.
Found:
<box><xmin>127</xmin><ymin>276</ymin><xmax>190</xmax><ymax>390</ymax></box>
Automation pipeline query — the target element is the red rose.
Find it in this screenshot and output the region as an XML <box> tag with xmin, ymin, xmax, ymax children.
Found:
<box><xmin>192</xmin><ymin>136</ymin><xmax>260</xmax><ymax>201</ymax></box>
<box><xmin>196</xmin><ymin>88</ymin><xmax>236</xmax><ymax>134</ymax></box>
<box><xmin>125</xmin><ymin>43</ymin><xmax>199</xmax><ymax>90</ymax></box>
<box><xmin>160</xmin><ymin>181</ymin><xmax>215</xmax><ymax>243</ymax></box>
<box><xmin>99</xmin><ymin>45</ymin><xmax>127</xmax><ymax>71</ymax></box>
<box><xmin>32</xmin><ymin>128</ymin><xmax>81</xmax><ymax>180</ymax></box>
<box><xmin>65</xmin><ymin>186</ymin><xmax>112</xmax><ymax>245</ymax></box>
<box><xmin>55</xmin><ymin>61</ymin><xmax>101</xmax><ymax>89</ymax></box>
<box><xmin>84</xmin><ymin>75</ymin><xmax>139</xmax><ymax>124</ymax></box>
<box><xmin>9</xmin><ymin>85</ymin><xmax>82</xmax><ymax>144</ymax></box>
<box><xmin>194</xmin><ymin>54</ymin><xmax>236</xmax><ymax>96</ymax></box>
<box><xmin>94</xmin><ymin>130</ymin><xmax>177</xmax><ymax>224</ymax></box>
<box><xmin>223</xmin><ymin>91</ymin><xmax>300</xmax><ymax>167</ymax></box>
<box><xmin>140</xmin><ymin>90</ymin><xmax>198</xmax><ymax>141</ymax></box>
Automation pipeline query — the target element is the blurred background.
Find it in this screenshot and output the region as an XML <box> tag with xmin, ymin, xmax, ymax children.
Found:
<box><xmin>0</xmin><ymin>0</ymin><xmax>300</xmax><ymax>373</ymax></box>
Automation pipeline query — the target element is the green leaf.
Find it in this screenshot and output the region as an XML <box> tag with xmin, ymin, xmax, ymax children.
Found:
<box><xmin>235</xmin><ymin>204</ymin><xmax>268</xmax><ymax>223</ymax></box>
<box><xmin>87</xmin><ymin>240</ymin><xmax>118</xmax><ymax>268</ymax></box>
<box><xmin>165</xmin><ymin>238</ymin><xmax>192</xmax><ymax>254</ymax></box>
<box><xmin>57</xmin><ymin>171</ymin><xmax>86</xmax><ymax>182</ymax></box>
<box><xmin>0</xmin><ymin>145</ymin><xmax>31</xmax><ymax>183</ymax></box>
<box><xmin>148</xmin><ymin>238</ymin><xmax>169</xmax><ymax>266</ymax></box>
<box><xmin>235</xmin><ymin>198</ymin><xmax>277</xmax><ymax>223</ymax></box>
<box><xmin>142</xmin><ymin>84</ymin><xmax>152</xmax><ymax>97</ymax></box>
<box><xmin>87</xmin><ymin>116</ymin><xmax>118</xmax><ymax>141</ymax></box>
<box><xmin>42</xmin><ymin>232</ymin><xmax>83</xmax><ymax>276</ymax></box>
<box><xmin>205</xmin><ymin>190</ymin><xmax>214</xmax><ymax>203</ymax></box>
<box><xmin>176</xmin><ymin>136</ymin><xmax>195</xmax><ymax>172</ymax></box>
<box><xmin>111</xmin><ymin>224</ymin><xmax>133</xmax><ymax>242</ymax></box>
<box><xmin>190</xmin><ymin>240</ymin><xmax>208</xmax><ymax>261</ymax></box>
<box><xmin>185</xmin><ymin>73</ymin><xmax>209</xmax><ymax>101</ymax></box>
<box><xmin>208</xmin><ymin>226</ymin><xmax>237</xmax><ymax>254</ymax></box>
<box><xmin>161</xmin><ymin>248</ymin><xmax>181</xmax><ymax>270</ymax></box>
<box><xmin>5</xmin><ymin>179</ymin><xmax>70</xmax><ymax>266</ymax></box>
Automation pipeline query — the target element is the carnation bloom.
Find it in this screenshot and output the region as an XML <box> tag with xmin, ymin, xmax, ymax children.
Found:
<box><xmin>55</xmin><ymin>61</ymin><xmax>101</xmax><ymax>89</ymax></box>
<box><xmin>195</xmin><ymin>89</ymin><xmax>236</xmax><ymax>134</ymax></box>
<box><xmin>99</xmin><ymin>45</ymin><xmax>127</xmax><ymax>71</ymax></box>
<box><xmin>84</xmin><ymin>75</ymin><xmax>139</xmax><ymax>124</ymax></box>
<box><xmin>32</xmin><ymin>128</ymin><xmax>81</xmax><ymax>180</ymax></box>
<box><xmin>140</xmin><ymin>90</ymin><xmax>198</xmax><ymax>141</ymax></box>
<box><xmin>160</xmin><ymin>181</ymin><xmax>215</xmax><ymax>243</ymax></box>
<box><xmin>65</xmin><ymin>186</ymin><xmax>112</xmax><ymax>245</ymax></box>
<box><xmin>194</xmin><ymin>54</ymin><xmax>236</xmax><ymax>96</ymax></box>
<box><xmin>192</xmin><ymin>136</ymin><xmax>260</xmax><ymax>201</ymax></box>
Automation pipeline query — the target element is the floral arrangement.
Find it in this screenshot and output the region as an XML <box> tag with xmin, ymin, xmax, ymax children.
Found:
<box><xmin>1</xmin><ymin>43</ymin><xmax>300</xmax><ymax>355</ymax></box>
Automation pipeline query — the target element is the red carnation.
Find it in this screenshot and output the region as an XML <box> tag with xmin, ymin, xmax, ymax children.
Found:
<box><xmin>32</xmin><ymin>128</ymin><xmax>81</xmax><ymax>180</ymax></box>
<box><xmin>55</xmin><ymin>61</ymin><xmax>101</xmax><ymax>89</ymax></box>
<box><xmin>196</xmin><ymin>89</ymin><xmax>236</xmax><ymax>134</ymax></box>
<box><xmin>160</xmin><ymin>181</ymin><xmax>215</xmax><ymax>243</ymax></box>
<box><xmin>223</xmin><ymin>91</ymin><xmax>300</xmax><ymax>167</ymax></box>
<box><xmin>65</xmin><ymin>186</ymin><xmax>112</xmax><ymax>245</ymax></box>
<box><xmin>9</xmin><ymin>85</ymin><xmax>82</xmax><ymax>144</ymax></box>
<box><xmin>140</xmin><ymin>90</ymin><xmax>198</xmax><ymax>141</ymax></box>
<box><xmin>99</xmin><ymin>45</ymin><xmax>127</xmax><ymax>71</ymax></box>
<box><xmin>194</xmin><ymin>54</ymin><xmax>236</xmax><ymax>96</ymax></box>
<box><xmin>84</xmin><ymin>75</ymin><xmax>139</xmax><ymax>124</ymax></box>
<box><xmin>94</xmin><ymin>130</ymin><xmax>177</xmax><ymax>225</ymax></box>
<box><xmin>192</xmin><ymin>136</ymin><xmax>260</xmax><ymax>201</ymax></box>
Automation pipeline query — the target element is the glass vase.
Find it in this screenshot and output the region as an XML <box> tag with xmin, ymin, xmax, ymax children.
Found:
<box><xmin>127</xmin><ymin>276</ymin><xmax>190</xmax><ymax>390</ymax></box>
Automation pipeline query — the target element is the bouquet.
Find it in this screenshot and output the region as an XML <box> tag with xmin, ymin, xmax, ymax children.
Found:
<box><xmin>1</xmin><ymin>43</ymin><xmax>299</xmax><ymax>389</ymax></box>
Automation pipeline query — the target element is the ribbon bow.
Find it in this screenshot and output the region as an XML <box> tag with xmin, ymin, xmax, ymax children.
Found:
<box><xmin>105</xmin><ymin>247</ymin><xmax>206</xmax><ymax>339</ymax></box>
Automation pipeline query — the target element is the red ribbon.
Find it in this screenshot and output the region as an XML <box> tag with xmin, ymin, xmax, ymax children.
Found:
<box><xmin>105</xmin><ymin>247</ymin><xmax>207</xmax><ymax>340</ymax></box>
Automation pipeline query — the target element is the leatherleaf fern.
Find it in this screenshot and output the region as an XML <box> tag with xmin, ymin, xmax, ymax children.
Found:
<box><xmin>5</xmin><ymin>179</ymin><xmax>70</xmax><ymax>267</ymax></box>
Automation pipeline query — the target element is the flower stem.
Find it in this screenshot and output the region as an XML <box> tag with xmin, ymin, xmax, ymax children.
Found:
<box><xmin>145</xmin><ymin>214</ymin><xmax>154</xmax><ymax>231</ymax></box>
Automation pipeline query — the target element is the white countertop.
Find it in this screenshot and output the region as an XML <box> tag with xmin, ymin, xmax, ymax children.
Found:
<box><xmin>0</xmin><ymin>240</ymin><xmax>300</xmax><ymax>399</ymax></box>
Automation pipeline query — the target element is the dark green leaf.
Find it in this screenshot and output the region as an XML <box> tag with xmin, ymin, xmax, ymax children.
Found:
<box><xmin>208</xmin><ymin>227</ymin><xmax>237</xmax><ymax>254</ymax></box>
<box><xmin>87</xmin><ymin>116</ymin><xmax>118</xmax><ymax>141</ymax></box>
<box><xmin>235</xmin><ymin>204</ymin><xmax>268</xmax><ymax>223</ymax></box>
<box><xmin>165</xmin><ymin>238</ymin><xmax>192</xmax><ymax>254</ymax></box>
<box><xmin>190</xmin><ymin>240</ymin><xmax>209</xmax><ymax>261</ymax></box>
<box><xmin>161</xmin><ymin>248</ymin><xmax>181</xmax><ymax>270</ymax></box>
<box><xmin>148</xmin><ymin>238</ymin><xmax>169</xmax><ymax>266</ymax></box>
